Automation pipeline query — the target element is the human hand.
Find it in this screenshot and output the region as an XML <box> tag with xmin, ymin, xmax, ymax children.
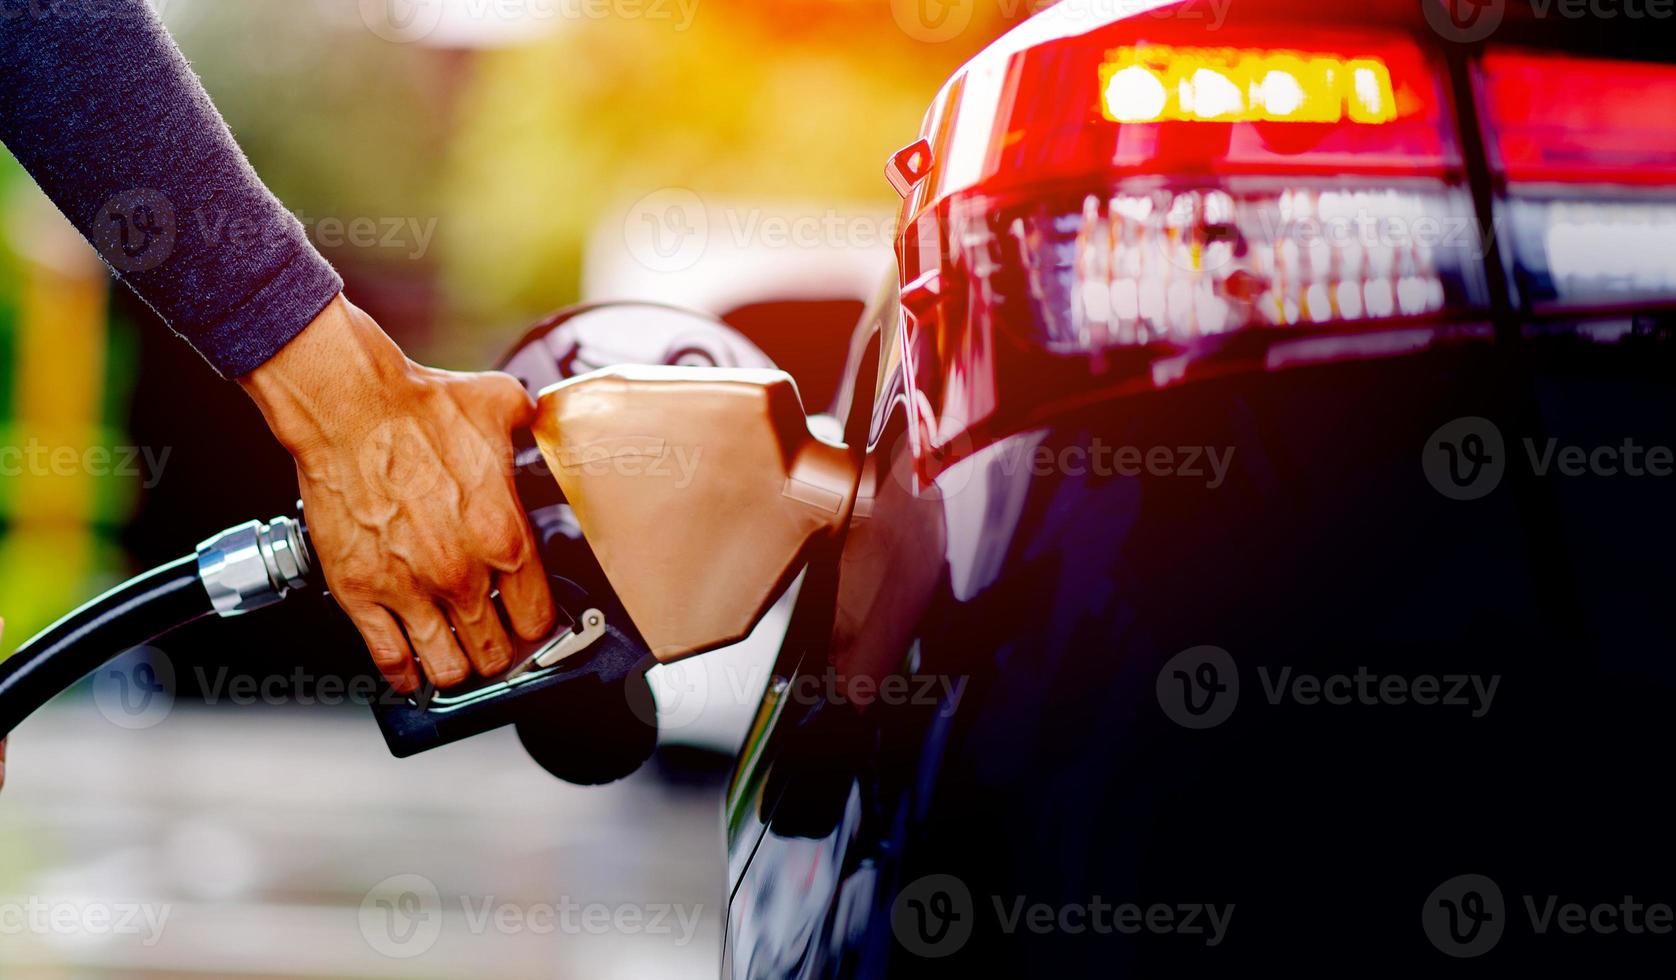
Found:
<box><xmin>239</xmin><ymin>297</ymin><xmax>556</xmax><ymax>692</ymax></box>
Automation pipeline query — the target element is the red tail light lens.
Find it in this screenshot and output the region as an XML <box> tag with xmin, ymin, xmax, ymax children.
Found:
<box><xmin>1479</xmin><ymin>50</ymin><xmax>1676</xmax><ymax>312</ymax></box>
<box><xmin>903</xmin><ymin>26</ymin><xmax>1457</xmax><ymax>227</ymax></box>
<box><xmin>1480</xmin><ymin>50</ymin><xmax>1676</xmax><ymax>186</ymax></box>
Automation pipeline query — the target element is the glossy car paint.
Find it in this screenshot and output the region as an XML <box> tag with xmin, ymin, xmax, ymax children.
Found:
<box><xmin>724</xmin><ymin>315</ymin><xmax>1676</xmax><ymax>975</ymax></box>
<box><xmin>722</xmin><ymin>2</ymin><xmax>1676</xmax><ymax>975</ymax></box>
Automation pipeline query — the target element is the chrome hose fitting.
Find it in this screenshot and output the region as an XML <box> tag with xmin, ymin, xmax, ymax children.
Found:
<box><xmin>196</xmin><ymin>516</ymin><xmax>314</xmax><ymax>616</ymax></box>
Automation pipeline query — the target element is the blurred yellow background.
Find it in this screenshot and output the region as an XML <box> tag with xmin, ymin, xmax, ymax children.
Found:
<box><xmin>0</xmin><ymin>0</ymin><xmax>1024</xmax><ymax>651</ymax></box>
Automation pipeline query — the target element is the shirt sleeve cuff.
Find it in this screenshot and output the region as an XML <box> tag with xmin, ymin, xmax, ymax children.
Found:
<box><xmin>188</xmin><ymin>252</ymin><xmax>345</xmax><ymax>379</ymax></box>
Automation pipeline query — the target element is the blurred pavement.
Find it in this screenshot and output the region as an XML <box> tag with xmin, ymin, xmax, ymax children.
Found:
<box><xmin>0</xmin><ymin>701</ymin><xmax>724</xmax><ymax>978</ymax></box>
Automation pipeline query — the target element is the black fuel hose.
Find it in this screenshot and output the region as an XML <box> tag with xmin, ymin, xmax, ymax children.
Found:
<box><xmin>0</xmin><ymin>554</ymin><xmax>211</xmax><ymax>738</ymax></box>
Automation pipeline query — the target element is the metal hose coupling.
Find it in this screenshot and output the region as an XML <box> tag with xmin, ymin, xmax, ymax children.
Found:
<box><xmin>196</xmin><ymin>517</ymin><xmax>314</xmax><ymax>616</ymax></box>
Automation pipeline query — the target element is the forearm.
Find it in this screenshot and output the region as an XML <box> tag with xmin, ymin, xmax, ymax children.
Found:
<box><xmin>0</xmin><ymin>0</ymin><xmax>340</xmax><ymax>377</ymax></box>
<box><xmin>237</xmin><ymin>297</ymin><xmax>418</xmax><ymax>459</ymax></box>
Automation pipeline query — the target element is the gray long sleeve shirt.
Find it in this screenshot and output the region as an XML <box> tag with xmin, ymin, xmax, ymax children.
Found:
<box><xmin>0</xmin><ymin>0</ymin><xmax>343</xmax><ymax>377</ymax></box>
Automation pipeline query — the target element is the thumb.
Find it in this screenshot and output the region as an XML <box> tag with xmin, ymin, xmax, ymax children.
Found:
<box><xmin>476</xmin><ymin>372</ymin><xmax>537</xmax><ymax>428</ymax></box>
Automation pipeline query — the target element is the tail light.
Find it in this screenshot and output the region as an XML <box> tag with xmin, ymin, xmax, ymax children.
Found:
<box><xmin>1478</xmin><ymin>50</ymin><xmax>1676</xmax><ymax>312</ymax></box>
<box><xmin>951</xmin><ymin>181</ymin><xmax>1476</xmax><ymax>355</ymax></box>
<box><xmin>887</xmin><ymin>3</ymin><xmax>1674</xmax><ymax>463</ymax></box>
<box><xmin>890</xmin><ymin>6</ymin><xmax>1489</xmax><ymax>455</ymax></box>
<box><xmin>974</xmin><ymin>35</ymin><xmax>1482</xmax><ymax>357</ymax></box>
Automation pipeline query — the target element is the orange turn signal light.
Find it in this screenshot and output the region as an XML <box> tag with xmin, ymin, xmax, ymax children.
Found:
<box><xmin>1100</xmin><ymin>45</ymin><xmax>1398</xmax><ymax>126</ymax></box>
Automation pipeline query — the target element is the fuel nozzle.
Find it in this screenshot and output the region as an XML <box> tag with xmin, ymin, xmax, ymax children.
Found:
<box><xmin>195</xmin><ymin>516</ymin><xmax>314</xmax><ymax>616</ymax></box>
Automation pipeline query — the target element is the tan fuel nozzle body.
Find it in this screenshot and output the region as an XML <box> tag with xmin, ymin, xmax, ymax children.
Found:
<box><xmin>533</xmin><ymin>366</ymin><xmax>859</xmax><ymax>663</ymax></box>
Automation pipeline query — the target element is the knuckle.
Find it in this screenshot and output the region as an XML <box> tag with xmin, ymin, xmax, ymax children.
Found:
<box><xmin>487</xmin><ymin>521</ymin><xmax>530</xmax><ymax>567</ymax></box>
<box><xmin>367</xmin><ymin>646</ymin><xmax>410</xmax><ymax>672</ymax></box>
<box><xmin>477</xmin><ymin>642</ymin><xmax>513</xmax><ymax>675</ymax></box>
<box><xmin>473</xmin><ymin>627</ymin><xmax>509</xmax><ymax>653</ymax></box>
<box><xmin>404</xmin><ymin>614</ymin><xmax>446</xmax><ymax>644</ymax></box>
<box><xmin>439</xmin><ymin>581</ymin><xmax>480</xmax><ymax>608</ymax></box>
<box><xmin>487</xmin><ymin>372</ymin><xmax>533</xmax><ymax>411</ymax></box>
<box><xmin>331</xmin><ymin>573</ymin><xmax>382</xmax><ymax>604</ymax></box>
<box><xmin>431</xmin><ymin>662</ymin><xmax>471</xmax><ymax>688</ymax></box>
<box><xmin>429</xmin><ymin>555</ymin><xmax>479</xmax><ymax>600</ymax></box>
<box><xmin>513</xmin><ymin>593</ymin><xmax>558</xmax><ymax>639</ymax></box>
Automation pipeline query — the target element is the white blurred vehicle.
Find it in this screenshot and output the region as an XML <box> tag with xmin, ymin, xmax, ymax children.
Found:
<box><xmin>556</xmin><ymin>197</ymin><xmax>894</xmax><ymax>760</ymax></box>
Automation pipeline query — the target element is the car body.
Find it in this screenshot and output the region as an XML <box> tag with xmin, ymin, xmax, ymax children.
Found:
<box><xmin>719</xmin><ymin>1</ymin><xmax>1676</xmax><ymax>975</ymax></box>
